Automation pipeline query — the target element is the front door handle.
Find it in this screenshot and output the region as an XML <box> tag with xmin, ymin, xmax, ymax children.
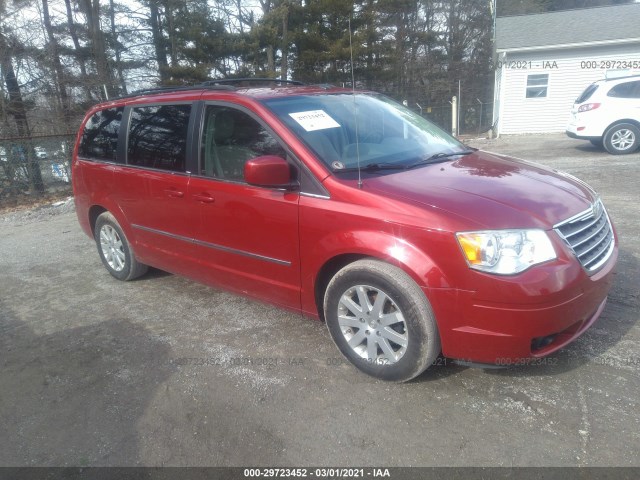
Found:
<box><xmin>193</xmin><ymin>193</ymin><xmax>215</xmax><ymax>204</ymax></box>
<box><xmin>164</xmin><ymin>189</ymin><xmax>184</xmax><ymax>198</ymax></box>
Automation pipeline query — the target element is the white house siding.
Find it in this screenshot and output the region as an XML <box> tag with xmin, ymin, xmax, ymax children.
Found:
<box><xmin>497</xmin><ymin>43</ymin><xmax>640</xmax><ymax>135</ymax></box>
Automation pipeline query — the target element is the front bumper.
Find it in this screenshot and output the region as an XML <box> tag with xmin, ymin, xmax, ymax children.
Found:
<box><xmin>426</xmin><ymin>247</ymin><xmax>617</xmax><ymax>364</ymax></box>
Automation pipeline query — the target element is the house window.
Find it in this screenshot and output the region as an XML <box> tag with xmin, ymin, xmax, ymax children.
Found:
<box><xmin>526</xmin><ymin>74</ymin><xmax>549</xmax><ymax>98</ymax></box>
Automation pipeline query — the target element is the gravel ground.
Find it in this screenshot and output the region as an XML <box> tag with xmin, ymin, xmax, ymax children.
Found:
<box><xmin>0</xmin><ymin>133</ymin><xmax>638</xmax><ymax>467</ymax></box>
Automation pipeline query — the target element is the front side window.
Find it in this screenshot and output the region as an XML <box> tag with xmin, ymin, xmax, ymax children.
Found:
<box><xmin>127</xmin><ymin>104</ymin><xmax>191</xmax><ymax>172</ymax></box>
<box><xmin>526</xmin><ymin>74</ymin><xmax>549</xmax><ymax>98</ymax></box>
<box><xmin>200</xmin><ymin>105</ymin><xmax>286</xmax><ymax>181</ymax></box>
<box><xmin>79</xmin><ymin>107</ymin><xmax>124</xmax><ymax>162</ymax></box>
<box><xmin>263</xmin><ymin>93</ymin><xmax>466</xmax><ymax>171</ymax></box>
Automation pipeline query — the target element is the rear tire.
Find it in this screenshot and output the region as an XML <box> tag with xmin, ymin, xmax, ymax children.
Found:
<box><xmin>603</xmin><ymin>123</ymin><xmax>639</xmax><ymax>155</ymax></box>
<box><xmin>323</xmin><ymin>259</ymin><xmax>440</xmax><ymax>382</ymax></box>
<box><xmin>94</xmin><ymin>212</ymin><xmax>148</xmax><ymax>281</ymax></box>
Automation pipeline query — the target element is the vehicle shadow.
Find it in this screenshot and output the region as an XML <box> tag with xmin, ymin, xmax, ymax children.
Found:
<box><xmin>573</xmin><ymin>143</ymin><xmax>605</xmax><ymax>154</ymax></box>
<box><xmin>0</xmin><ymin>307</ymin><xmax>175</xmax><ymax>466</ymax></box>
<box><xmin>415</xmin><ymin>246</ymin><xmax>638</xmax><ymax>381</ymax></box>
<box><xmin>135</xmin><ymin>266</ymin><xmax>173</xmax><ymax>280</ymax></box>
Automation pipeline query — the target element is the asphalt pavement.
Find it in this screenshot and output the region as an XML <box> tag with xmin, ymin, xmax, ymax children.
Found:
<box><xmin>0</xmin><ymin>133</ymin><xmax>638</xmax><ymax>467</ymax></box>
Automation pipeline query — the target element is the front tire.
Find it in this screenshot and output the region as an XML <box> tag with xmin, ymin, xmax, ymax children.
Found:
<box><xmin>603</xmin><ymin>123</ymin><xmax>639</xmax><ymax>155</ymax></box>
<box><xmin>94</xmin><ymin>212</ymin><xmax>148</xmax><ymax>281</ymax></box>
<box><xmin>323</xmin><ymin>259</ymin><xmax>441</xmax><ymax>382</ymax></box>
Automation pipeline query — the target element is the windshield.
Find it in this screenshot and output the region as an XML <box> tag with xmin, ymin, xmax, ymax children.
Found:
<box><xmin>262</xmin><ymin>93</ymin><xmax>468</xmax><ymax>170</ymax></box>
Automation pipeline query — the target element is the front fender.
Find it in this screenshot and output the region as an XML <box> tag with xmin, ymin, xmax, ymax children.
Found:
<box><xmin>300</xmin><ymin>228</ymin><xmax>454</xmax><ymax>316</ymax></box>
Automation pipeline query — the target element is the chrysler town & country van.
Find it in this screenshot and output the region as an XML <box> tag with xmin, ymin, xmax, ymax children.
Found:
<box><xmin>72</xmin><ymin>80</ymin><xmax>617</xmax><ymax>381</ymax></box>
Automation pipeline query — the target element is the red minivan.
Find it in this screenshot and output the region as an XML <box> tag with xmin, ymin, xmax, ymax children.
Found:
<box><xmin>72</xmin><ymin>80</ymin><xmax>617</xmax><ymax>381</ymax></box>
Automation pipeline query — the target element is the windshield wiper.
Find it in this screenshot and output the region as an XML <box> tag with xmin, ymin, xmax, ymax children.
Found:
<box><xmin>334</xmin><ymin>162</ymin><xmax>406</xmax><ymax>173</ymax></box>
<box><xmin>406</xmin><ymin>150</ymin><xmax>475</xmax><ymax>169</ymax></box>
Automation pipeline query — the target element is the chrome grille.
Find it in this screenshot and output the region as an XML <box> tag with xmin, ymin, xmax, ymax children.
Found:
<box><xmin>554</xmin><ymin>199</ymin><xmax>614</xmax><ymax>274</ymax></box>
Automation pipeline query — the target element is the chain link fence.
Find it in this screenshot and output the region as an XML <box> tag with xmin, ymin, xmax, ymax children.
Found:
<box><xmin>0</xmin><ymin>134</ymin><xmax>74</xmax><ymax>199</ymax></box>
<box><xmin>420</xmin><ymin>101</ymin><xmax>494</xmax><ymax>137</ymax></box>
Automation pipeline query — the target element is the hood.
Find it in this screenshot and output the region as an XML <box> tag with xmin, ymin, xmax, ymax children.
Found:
<box><xmin>362</xmin><ymin>150</ymin><xmax>596</xmax><ymax>230</ymax></box>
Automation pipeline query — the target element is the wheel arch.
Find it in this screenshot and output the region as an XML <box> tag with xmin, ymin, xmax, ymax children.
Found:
<box><xmin>86</xmin><ymin>202</ymin><xmax>134</xmax><ymax>241</ymax></box>
<box><xmin>314</xmin><ymin>253</ymin><xmax>370</xmax><ymax>321</ymax></box>
<box><xmin>605</xmin><ymin>118</ymin><xmax>640</xmax><ymax>133</ymax></box>
<box><xmin>88</xmin><ymin>205</ymin><xmax>108</xmax><ymax>234</ymax></box>
<box><xmin>310</xmin><ymin>230</ymin><xmax>453</xmax><ymax>321</ymax></box>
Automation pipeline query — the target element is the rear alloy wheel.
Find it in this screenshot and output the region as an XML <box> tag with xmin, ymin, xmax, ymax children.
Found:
<box><xmin>324</xmin><ymin>259</ymin><xmax>440</xmax><ymax>382</ymax></box>
<box><xmin>603</xmin><ymin>123</ymin><xmax>640</xmax><ymax>155</ymax></box>
<box><xmin>94</xmin><ymin>212</ymin><xmax>148</xmax><ymax>281</ymax></box>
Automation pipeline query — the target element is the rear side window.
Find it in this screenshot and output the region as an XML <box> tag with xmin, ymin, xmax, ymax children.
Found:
<box><xmin>79</xmin><ymin>107</ymin><xmax>124</xmax><ymax>162</ymax></box>
<box><xmin>576</xmin><ymin>83</ymin><xmax>598</xmax><ymax>103</ymax></box>
<box><xmin>607</xmin><ymin>81</ymin><xmax>640</xmax><ymax>99</ymax></box>
<box><xmin>127</xmin><ymin>104</ymin><xmax>191</xmax><ymax>172</ymax></box>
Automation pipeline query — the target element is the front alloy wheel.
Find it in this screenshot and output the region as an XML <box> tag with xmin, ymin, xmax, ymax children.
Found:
<box><xmin>324</xmin><ymin>259</ymin><xmax>440</xmax><ymax>382</ymax></box>
<box><xmin>337</xmin><ymin>285</ymin><xmax>408</xmax><ymax>365</ymax></box>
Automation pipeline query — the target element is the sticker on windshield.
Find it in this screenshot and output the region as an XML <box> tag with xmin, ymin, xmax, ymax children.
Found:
<box><xmin>289</xmin><ymin>110</ymin><xmax>340</xmax><ymax>132</ymax></box>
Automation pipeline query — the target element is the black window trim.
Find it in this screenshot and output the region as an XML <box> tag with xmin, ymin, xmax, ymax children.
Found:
<box><xmin>121</xmin><ymin>100</ymin><xmax>196</xmax><ymax>177</ymax></box>
<box><xmin>77</xmin><ymin>98</ymin><xmax>330</xmax><ymax>198</ymax></box>
<box><xmin>194</xmin><ymin>100</ymin><xmax>329</xmax><ymax>198</ymax></box>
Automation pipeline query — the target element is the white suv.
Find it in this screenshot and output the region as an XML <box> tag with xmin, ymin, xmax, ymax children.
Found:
<box><xmin>566</xmin><ymin>75</ymin><xmax>640</xmax><ymax>155</ymax></box>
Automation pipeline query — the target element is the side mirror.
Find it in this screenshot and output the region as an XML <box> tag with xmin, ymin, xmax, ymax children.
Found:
<box><xmin>244</xmin><ymin>155</ymin><xmax>293</xmax><ymax>188</ymax></box>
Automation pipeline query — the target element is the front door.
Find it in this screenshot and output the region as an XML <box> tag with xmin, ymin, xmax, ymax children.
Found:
<box><xmin>188</xmin><ymin>104</ymin><xmax>300</xmax><ymax>310</ymax></box>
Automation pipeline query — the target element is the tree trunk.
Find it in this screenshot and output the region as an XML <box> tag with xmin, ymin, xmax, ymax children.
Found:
<box><xmin>109</xmin><ymin>0</ymin><xmax>128</xmax><ymax>94</ymax></box>
<box><xmin>165</xmin><ymin>6</ymin><xmax>178</xmax><ymax>67</ymax></box>
<box><xmin>41</xmin><ymin>0</ymin><xmax>72</xmax><ymax>129</ymax></box>
<box><xmin>266</xmin><ymin>45</ymin><xmax>275</xmax><ymax>75</ymax></box>
<box><xmin>149</xmin><ymin>1</ymin><xmax>169</xmax><ymax>83</ymax></box>
<box><xmin>80</xmin><ymin>0</ymin><xmax>113</xmax><ymax>99</ymax></box>
<box><xmin>63</xmin><ymin>0</ymin><xmax>92</xmax><ymax>102</ymax></box>
<box><xmin>280</xmin><ymin>5</ymin><xmax>288</xmax><ymax>80</ymax></box>
<box><xmin>0</xmin><ymin>32</ymin><xmax>45</xmax><ymax>194</ymax></box>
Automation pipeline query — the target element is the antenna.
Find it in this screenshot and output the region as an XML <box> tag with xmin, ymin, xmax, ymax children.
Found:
<box><xmin>348</xmin><ymin>17</ymin><xmax>362</xmax><ymax>189</ymax></box>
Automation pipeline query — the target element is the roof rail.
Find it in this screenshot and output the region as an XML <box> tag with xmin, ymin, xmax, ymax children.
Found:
<box><xmin>117</xmin><ymin>84</ymin><xmax>235</xmax><ymax>100</ymax></box>
<box><xmin>114</xmin><ymin>78</ymin><xmax>305</xmax><ymax>100</ymax></box>
<box><xmin>201</xmin><ymin>78</ymin><xmax>305</xmax><ymax>87</ymax></box>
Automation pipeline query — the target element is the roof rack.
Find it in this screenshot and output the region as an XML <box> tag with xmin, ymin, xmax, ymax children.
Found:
<box><xmin>117</xmin><ymin>84</ymin><xmax>235</xmax><ymax>100</ymax></box>
<box><xmin>601</xmin><ymin>73</ymin><xmax>640</xmax><ymax>82</ymax></box>
<box><xmin>115</xmin><ymin>78</ymin><xmax>305</xmax><ymax>100</ymax></box>
<box><xmin>201</xmin><ymin>78</ymin><xmax>305</xmax><ymax>87</ymax></box>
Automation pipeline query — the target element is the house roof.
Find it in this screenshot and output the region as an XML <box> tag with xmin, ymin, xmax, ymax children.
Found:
<box><xmin>495</xmin><ymin>3</ymin><xmax>640</xmax><ymax>52</ymax></box>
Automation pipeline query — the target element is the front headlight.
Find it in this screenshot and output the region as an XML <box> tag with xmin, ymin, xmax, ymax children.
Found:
<box><xmin>456</xmin><ymin>229</ymin><xmax>556</xmax><ymax>275</ymax></box>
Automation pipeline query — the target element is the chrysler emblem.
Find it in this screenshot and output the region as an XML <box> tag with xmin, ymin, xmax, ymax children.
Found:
<box><xmin>592</xmin><ymin>200</ymin><xmax>602</xmax><ymax>219</ymax></box>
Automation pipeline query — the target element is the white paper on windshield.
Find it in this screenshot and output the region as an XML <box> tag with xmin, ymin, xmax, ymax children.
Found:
<box><xmin>289</xmin><ymin>110</ymin><xmax>340</xmax><ymax>132</ymax></box>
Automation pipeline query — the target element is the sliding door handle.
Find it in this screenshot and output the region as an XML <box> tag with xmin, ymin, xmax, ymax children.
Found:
<box><xmin>193</xmin><ymin>193</ymin><xmax>215</xmax><ymax>204</ymax></box>
<box><xmin>164</xmin><ymin>189</ymin><xmax>184</xmax><ymax>198</ymax></box>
